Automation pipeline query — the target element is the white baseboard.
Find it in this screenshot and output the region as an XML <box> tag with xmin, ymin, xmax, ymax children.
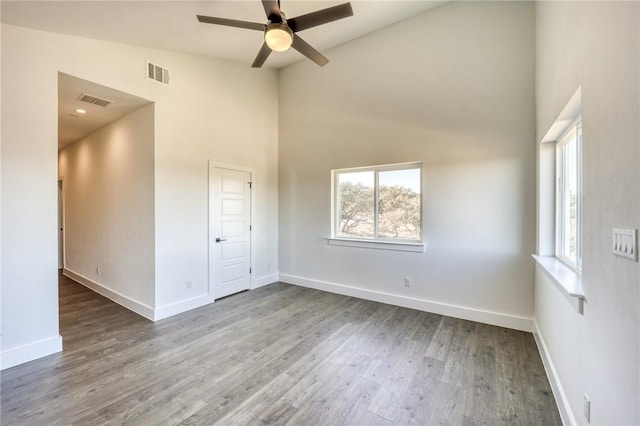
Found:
<box><xmin>1</xmin><ymin>335</ymin><xmax>62</xmax><ymax>370</ymax></box>
<box><xmin>155</xmin><ymin>273</ymin><xmax>279</xmax><ymax>320</ymax></box>
<box><xmin>533</xmin><ymin>320</ymin><xmax>575</xmax><ymax>426</ymax></box>
<box><xmin>155</xmin><ymin>274</ymin><xmax>278</xmax><ymax>320</ymax></box>
<box><xmin>154</xmin><ymin>293</ymin><xmax>212</xmax><ymax>321</ymax></box>
<box><xmin>63</xmin><ymin>268</ymin><xmax>154</xmax><ymax>321</ymax></box>
<box><xmin>252</xmin><ymin>273</ymin><xmax>279</xmax><ymax>289</ymax></box>
<box><xmin>279</xmin><ymin>273</ymin><xmax>533</xmax><ymax>332</ymax></box>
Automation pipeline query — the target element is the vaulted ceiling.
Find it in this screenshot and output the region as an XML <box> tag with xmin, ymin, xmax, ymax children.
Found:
<box><xmin>1</xmin><ymin>1</ymin><xmax>446</xmax><ymax>69</ymax></box>
<box><xmin>3</xmin><ymin>1</ymin><xmax>447</xmax><ymax>147</ymax></box>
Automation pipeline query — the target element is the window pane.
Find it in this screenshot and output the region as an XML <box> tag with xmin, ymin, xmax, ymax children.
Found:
<box><xmin>337</xmin><ymin>171</ymin><xmax>374</xmax><ymax>239</ymax></box>
<box><xmin>377</xmin><ymin>168</ymin><xmax>421</xmax><ymax>240</ymax></box>
<box><xmin>563</xmin><ymin>136</ymin><xmax>578</xmax><ymax>263</ymax></box>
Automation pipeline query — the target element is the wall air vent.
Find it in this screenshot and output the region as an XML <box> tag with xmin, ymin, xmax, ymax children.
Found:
<box><xmin>78</xmin><ymin>93</ymin><xmax>113</xmax><ymax>107</ymax></box>
<box><xmin>147</xmin><ymin>61</ymin><xmax>170</xmax><ymax>85</ymax></box>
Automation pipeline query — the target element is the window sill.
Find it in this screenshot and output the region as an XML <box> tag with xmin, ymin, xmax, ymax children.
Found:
<box><xmin>328</xmin><ymin>238</ymin><xmax>426</xmax><ymax>253</ymax></box>
<box><xmin>533</xmin><ymin>254</ymin><xmax>585</xmax><ymax>313</ymax></box>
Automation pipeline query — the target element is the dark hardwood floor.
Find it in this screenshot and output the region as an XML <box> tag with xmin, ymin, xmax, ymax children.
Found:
<box><xmin>1</xmin><ymin>273</ymin><xmax>561</xmax><ymax>425</ymax></box>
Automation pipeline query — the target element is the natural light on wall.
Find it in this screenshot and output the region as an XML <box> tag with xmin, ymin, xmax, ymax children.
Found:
<box><xmin>538</xmin><ymin>87</ymin><xmax>583</xmax><ymax>271</ymax></box>
<box><xmin>534</xmin><ymin>86</ymin><xmax>584</xmax><ymax>313</ymax></box>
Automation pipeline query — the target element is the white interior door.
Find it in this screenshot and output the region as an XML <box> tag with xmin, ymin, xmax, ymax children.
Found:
<box><xmin>211</xmin><ymin>166</ymin><xmax>252</xmax><ymax>299</ymax></box>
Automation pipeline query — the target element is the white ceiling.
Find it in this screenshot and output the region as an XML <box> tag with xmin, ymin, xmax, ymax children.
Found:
<box><xmin>1</xmin><ymin>1</ymin><xmax>446</xmax><ymax>69</ymax></box>
<box><xmin>5</xmin><ymin>1</ymin><xmax>446</xmax><ymax>148</ymax></box>
<box><xmin>58</xmin><ymin>73</ymin><xmax>152</xmax><ymax>148</ymax></box>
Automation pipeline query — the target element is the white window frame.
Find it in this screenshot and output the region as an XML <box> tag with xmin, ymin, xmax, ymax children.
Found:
<box><xmin>330</xmin><ymin>162</ymin><xmax>424</xmax><ymax>252</ymax></box>
<box><xmin>555</xmin><ymin>118</ymin><xmax>582</xmax><ymax>270</ymax></box>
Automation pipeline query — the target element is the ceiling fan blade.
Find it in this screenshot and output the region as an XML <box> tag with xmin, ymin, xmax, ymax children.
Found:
<box><xmin>287</xmin><ymin>3</ymin><xmax>353</xmax><ymax>33</ymax></box>
<box><xmin>197</xmin><ymin>15</ymin><xmax>266</xmax><ymax>31</ymax></box>
<box><xmin>251</xmin><ymin>42</ymin><xmax>273</xmax><ymax>68</ymax></box>
<box><xmin>291</xmin><ymin>34</ymin><xmax>329</xmax><ymax>67</ymax></box>
<box><xmin>261</xmin><ymin>0</ymin><xmax>282</xmax><ymax>22</ymax></box>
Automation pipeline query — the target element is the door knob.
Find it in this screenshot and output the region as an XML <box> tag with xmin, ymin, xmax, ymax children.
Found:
<box><xmin>215</xmin><ymin>237</ymin><xmax>227</xmax><ymax>243</ymax></box>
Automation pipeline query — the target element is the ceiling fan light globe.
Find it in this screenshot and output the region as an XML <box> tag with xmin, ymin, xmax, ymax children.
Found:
<box><xmin>265</xmin><ymin>25</ymin><xmax>293</xmax><ymax>52</ymax></box>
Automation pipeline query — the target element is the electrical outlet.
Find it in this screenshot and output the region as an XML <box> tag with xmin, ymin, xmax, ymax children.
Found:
<box><xmin>404</xmin><ymin>277</ymin><xmax>412</xmax><ymax>287</ymax></box>
<box><xmin>186</xmin><ymin>280</ymin><xmax>192</xmax><ymax>289</ymax></box>
<box><xmin>583</xmin><ymin>394</ymin><xmax>591</xmax><ymax>423</ymax></box>
<box><xmin>96</xmin><ymin>267</ymin><xmax>101</xmax><ymax>275</ymax></box>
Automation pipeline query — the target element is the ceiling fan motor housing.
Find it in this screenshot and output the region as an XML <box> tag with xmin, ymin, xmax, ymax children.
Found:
<box><xmin>265</xmin><ymin>23</ymin><xmax>293</xmax><ymax>52</ymax></box>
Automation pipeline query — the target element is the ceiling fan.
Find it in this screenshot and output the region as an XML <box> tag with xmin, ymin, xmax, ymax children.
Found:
<box><xmin>197</xmin><ymin>1</ymin><xmax>354</xmax><ymax>68</ymax></box>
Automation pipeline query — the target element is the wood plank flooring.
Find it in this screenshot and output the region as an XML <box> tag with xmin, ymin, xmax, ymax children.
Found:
<box><xmin>1</xmin><ymin>274</ymin><xmax>561</xmax><ymax>425</ymax></box>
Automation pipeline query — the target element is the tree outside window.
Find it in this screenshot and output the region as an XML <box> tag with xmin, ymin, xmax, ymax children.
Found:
<box><xmin>334</xmin><ymin>164</ymin><xmax>422</xmax><ymax>242</ymax></box>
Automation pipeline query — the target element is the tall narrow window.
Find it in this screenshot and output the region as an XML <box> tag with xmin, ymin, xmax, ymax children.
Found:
<box><xmin>556</xmin><ymin>119</ymin><xmax>582</xmax><ymax>268</ymax></box>
<box><xmin>333</xmin><ymin>163</ymin><xmax>422</xmax><ymax>242</ymax></box>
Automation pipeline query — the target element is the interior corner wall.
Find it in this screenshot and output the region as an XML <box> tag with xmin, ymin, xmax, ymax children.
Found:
<box><xmin>59</xmin><ymin>104</ymin><xmax>155</xmax><ymax>313</ymax></box>
<box><xmin>1</xmin><ymin>23</ymin><xmax>278</xmax><ymax>368</ymax></box>
<box><xmin>534</xmin><ymin>2</ymin><xmax>640</xmax><ymax>424</ymax></box>
<box><xmin>278</xmin><ymin>1</ymin><xmax>536</xmax><ymax>329</ymax></box>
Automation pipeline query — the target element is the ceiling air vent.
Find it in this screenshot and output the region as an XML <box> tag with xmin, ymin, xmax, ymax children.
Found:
<box><xmin>78</xmin><ymin>93</ymin><xmax>113</xmax><ymax>107</ymax></box>
<box><xmin>147</xmin><ymin>61</ymin><xmax>170</xmax><ymax>85</ymax></box>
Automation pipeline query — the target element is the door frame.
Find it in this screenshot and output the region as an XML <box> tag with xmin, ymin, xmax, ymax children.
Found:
<box><xmin>208</xmin><ymin>161</ymin><xmax>255</xmax><ymax>301</ymax></box>
<box><xmin>58</xmin><ymin>176</ymin><xmax>66</xmax><ymax>270</ymax></box>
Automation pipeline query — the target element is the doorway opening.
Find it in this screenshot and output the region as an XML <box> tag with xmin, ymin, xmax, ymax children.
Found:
<box><xmin>57</xmin><ymin>73</ymin><xmax>155</xmax><ymax>342</ymax></box>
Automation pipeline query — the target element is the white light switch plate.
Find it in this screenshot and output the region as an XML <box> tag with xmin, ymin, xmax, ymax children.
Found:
<box><xmin>613</xmin><ymin>228</ymin><xmax>638</xmax><ymax>261</ymax></box>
